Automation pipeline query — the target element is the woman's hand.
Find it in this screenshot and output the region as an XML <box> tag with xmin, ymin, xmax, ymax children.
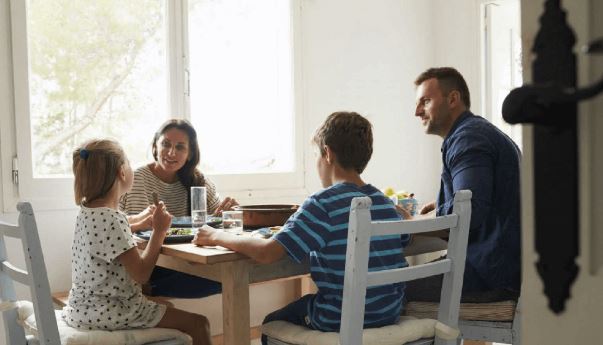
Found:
<box><xmin>152</xmin><ymin>201</ymin><xmax>172</xmax><ymax>234</ymax></box>
<box><xmin>213</xmin><ymin>197</ymin><xmax>239</xmax><ymax>216</ymax></box>
<box><xmin>192</xmin><ymin>225</ymin><xmax>218</xmax><ymax>246</ymax></box>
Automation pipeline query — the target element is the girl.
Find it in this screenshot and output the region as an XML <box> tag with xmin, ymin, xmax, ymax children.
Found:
<box><xmin>62</xmin><ymin>139</ymin><xmax>212</xmax><ymax>345</ymax></box>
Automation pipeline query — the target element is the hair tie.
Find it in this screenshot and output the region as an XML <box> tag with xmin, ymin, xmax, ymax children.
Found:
<box><xmin>80</xmin><ymin>149</ymin><xmax>90</xmax><ymax>160</ymax></box>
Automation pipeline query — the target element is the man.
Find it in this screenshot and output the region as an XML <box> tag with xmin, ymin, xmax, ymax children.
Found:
<box><xmin>405</xmin><ymin>67</ymin><xmax>521</xmax><ymax>302</ymax></box>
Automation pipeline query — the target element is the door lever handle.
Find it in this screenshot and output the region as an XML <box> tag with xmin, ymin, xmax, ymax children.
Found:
<box><xmin>582</xmin><ymin>37</ymin><xmax>603</xmax><ymax>54</ymax></box>
<box><xmin>502</xmin><ymin>76</ymin><xmax>603</xmax><ymax>125</ymax></box>
<box><xmin>503</xmin><ymin>37</ymin><xmax>603</xmax><ymax>126</ymax></box>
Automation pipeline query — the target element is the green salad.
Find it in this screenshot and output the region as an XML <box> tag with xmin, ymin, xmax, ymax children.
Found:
<box><xmin>169</xmin><ymin>228</ymin><xmax>193</xmax><ymax>236</ymax></box>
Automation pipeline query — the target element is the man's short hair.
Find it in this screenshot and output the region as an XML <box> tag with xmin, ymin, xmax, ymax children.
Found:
<box><xmin>313</xmin><ymin>111</ymin><xmax>373</xmax><ymax>174</ymax></box>
<box><xmin>415</xmin><ymin>67</ymin><xmax>471</xmax><ymax>108</ymax></box>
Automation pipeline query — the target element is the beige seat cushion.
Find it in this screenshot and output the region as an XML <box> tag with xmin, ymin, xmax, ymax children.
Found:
<box><xmin>404</xmin><ymin>300</ymin><xmax>517</xmax><ymax>322</ymax></box>
<box><xmin>262</xmin><ymin>317</ymin><xmax>459</xmax><ymax>345</ymax></box>
<box><xmin>3</xmin><ymin>300</ymin><xmax>192</xmax><ymax>345</ymax></box>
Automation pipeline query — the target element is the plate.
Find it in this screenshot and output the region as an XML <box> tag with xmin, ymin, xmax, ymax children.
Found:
<box><xmin>171</xmin><ymin>216</ymin><xmax>222</xmax><ymax>228</ymax></box>
<box><xmin>251</xmin><ymin>226</ymin><xmax>282</xmax><ymax>238</ymax></box>
<box><xmin>135</xmin><ymin>228</ymin><xmax>195</xmax><ymax>244</ymax></box>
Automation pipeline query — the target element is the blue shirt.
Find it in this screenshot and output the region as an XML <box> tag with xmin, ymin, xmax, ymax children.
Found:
<box><xmin>437</xmin><ymin>111</ymin><xmax>521</xmax><ymax>293</ymax></box>
<box><xmin>274</xmin><ymin>182</ymin><xmax>409</xmax><ymax>332</ymax></box>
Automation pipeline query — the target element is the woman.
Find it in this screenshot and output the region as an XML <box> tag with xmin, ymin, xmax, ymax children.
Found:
<box><xmin>120</xmin><ymin>118</ymin><xmax>237</xmax><ymax>298</ymax></box>
<box><xmin>121</xmin><ymin>119</ymin><xmax>237</xmax><ymax>221</ymax></box>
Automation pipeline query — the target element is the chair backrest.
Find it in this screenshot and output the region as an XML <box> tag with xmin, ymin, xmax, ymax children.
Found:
<box><xmin>339</xmin><ymin>190</ymin><xmax>472</xmax><ymax>345</ymax></box>
<box><xmin>0</xmin><ymin>202</ymin><xmax>61</xmax><ymax>345</ymax></box>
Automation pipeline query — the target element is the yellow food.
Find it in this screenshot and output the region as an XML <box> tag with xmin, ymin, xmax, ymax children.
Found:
<box><xmin>383</xmin><ymin>187</ymin><xmax>395</xmax><ymax>197</ymax></box>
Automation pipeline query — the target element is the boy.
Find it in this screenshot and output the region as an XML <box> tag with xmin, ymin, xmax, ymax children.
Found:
<box><xmin>193</xmin><ymin>111</ymin><xmax>409</xmax><ymax>343</ymax></box>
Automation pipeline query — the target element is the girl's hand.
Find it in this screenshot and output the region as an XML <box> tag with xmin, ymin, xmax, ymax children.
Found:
<box><xmin>193</xmin><ymin>225</ymin><xmax>218</xmax><ymax>246</ymax></box>
<box><xmin>137</xmin><ymin>214</ymin><xmax>153</xmax><ymax>231</ymax></box>
<box><xmin>142</xmin><ymin>204</ymin><xmax>157</xmax><ymax>217</ymax></box>
<box><xmin>152</xmin><ymin>201</ymin><xmax>172</xmax><ymax>234</ymax></box>
<box><xmin>213</xmin><ymin>197</ymin><xmax>239</xmax><ymax>216</ymax></box>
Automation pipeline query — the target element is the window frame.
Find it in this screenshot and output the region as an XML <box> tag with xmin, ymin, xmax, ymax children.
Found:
<box><xmin>2</xmin><ymin>0</ymin><xmax>306</xmax><ymax>212</ymax></box>
<box><xmin>479</xmin><ymin>0</ymin><xmax>523</xmax><ymax>148</ymax></box>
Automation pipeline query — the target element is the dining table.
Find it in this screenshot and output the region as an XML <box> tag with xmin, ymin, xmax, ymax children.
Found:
<box><xmin>134</xmin><ymin>235</ymin><xmax>310</xmax><ymax>345</ymax></box>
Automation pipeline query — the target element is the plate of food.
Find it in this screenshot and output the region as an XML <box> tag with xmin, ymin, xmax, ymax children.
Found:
<box><xmin>251</xmin><ymin>226</ymin><xmax>283</xmax><ymax>238</ymax></box>
<box><xmin>171</xmin><ymin>216</ymin><xmax>222</xmax><ymax>228</ymax></box>
<box><xmin>135</xmin><ymin>227</ymin><xmax>195</xmax><ymax>244</ymax></box>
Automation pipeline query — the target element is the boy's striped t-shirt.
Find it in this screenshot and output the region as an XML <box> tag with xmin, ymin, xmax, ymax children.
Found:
<box><xmin>273</xmin><ymin>182</ymin><xmax>409</xmax><ymax>332</ymax></box>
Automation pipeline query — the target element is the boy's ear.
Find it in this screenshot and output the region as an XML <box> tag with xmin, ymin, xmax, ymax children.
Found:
<box><xmin>324</xmin><ymin>145</ymin><xmax>333</xmax><ymax>164</ymax></box>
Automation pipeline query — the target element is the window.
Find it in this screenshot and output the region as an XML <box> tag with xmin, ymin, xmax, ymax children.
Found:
<box><xmin>188</xmin><ymin>0</ymin><xmax>294</xmax><ymax>176</ymax></box>
<box><xmin>481</xmin><ymin>0</ymin><xmax>523</xmax><ymax>148</ymax></box>
<box><xmin>7</xmin><ymin>0</ymin><xmax>299</xmax><ymax>210</ymax></box>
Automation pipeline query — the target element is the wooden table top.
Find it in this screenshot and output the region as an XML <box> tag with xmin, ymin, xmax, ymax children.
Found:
<box><xmin>134</xmin><ymin>237</ymin><xmax>249</xmax><ymax>265</ymax></box>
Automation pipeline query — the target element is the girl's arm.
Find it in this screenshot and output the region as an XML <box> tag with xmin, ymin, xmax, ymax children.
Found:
<box><xmin>193</xmin><ymin>226</ymin><xmax>286</xmax><ymax>264</ymax></box>
<box><xmin>118</xmin><ymin>202</ymin><xmax>172</xmax><ymax>284</ymax></box>
<box><xmin>127</xmin><ymin>205</ymin><xmax>156</xmax><ymax>232</ymax></box>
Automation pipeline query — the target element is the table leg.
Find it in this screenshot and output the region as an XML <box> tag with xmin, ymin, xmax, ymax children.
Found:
<box><xmin>295</xmin><ymin>275</ymin><xmax>317</xmax><ymax>298</ymax></box>
<box><xmin>221</xmin><ymin>261</ymin><xmax>251</xmax><ymax>345</ymax></box>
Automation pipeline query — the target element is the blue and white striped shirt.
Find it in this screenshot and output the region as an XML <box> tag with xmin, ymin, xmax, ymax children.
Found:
<box><xmin>273</xmin><ymin>182</ymin><xmax>409</xmax><ymax>332</ymax></box>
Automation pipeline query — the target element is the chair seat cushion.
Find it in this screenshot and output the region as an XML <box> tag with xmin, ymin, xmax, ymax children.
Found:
<box><xmin>404</xmin><ymin>300</ymin><xmax>517</xmax><ymax>321</ymax></box>
<box><xmin>12</xmin><ymin>301</ymin><xmax>191</xmax><ymax>345</ymax></box>
<box><xmin>262</xmin><ymin>316</ymin><xmax>459</xmax><ymax>345</ymax></box>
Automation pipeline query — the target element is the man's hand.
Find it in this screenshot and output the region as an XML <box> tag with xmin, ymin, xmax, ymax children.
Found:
<box><xmin>420</xmin><ymin>201</ymin><xmax>436</xmax><ymax>215</ymax></box>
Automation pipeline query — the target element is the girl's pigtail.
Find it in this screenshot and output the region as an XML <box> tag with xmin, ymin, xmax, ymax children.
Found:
<box><xmin>73</xmin><ymin>149</ymin><xmax>88</xmax><ymax>205</ymax></box>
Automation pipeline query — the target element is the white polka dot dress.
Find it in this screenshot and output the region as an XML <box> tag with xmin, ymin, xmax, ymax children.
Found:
<box><xmin>62</xmin><ymin>206</ymin><xmax>166</xmax><ymax>330</ymax></box>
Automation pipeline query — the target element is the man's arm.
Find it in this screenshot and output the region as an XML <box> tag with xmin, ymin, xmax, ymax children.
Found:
<box><xmin>443</xmin><ymin>135</ymin><xmax>494</xmax><ymax>229</ymax></box>
<box><xmin>193</xmin><ymin>225</ymin><xmax>286</xmax><ymax>264</ymax></box>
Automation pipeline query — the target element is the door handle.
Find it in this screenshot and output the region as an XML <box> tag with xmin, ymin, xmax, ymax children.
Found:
<box><xmin>502</xmin><ymin>37</ymin><xmax>603</xmax><ymax>126</ymax></box>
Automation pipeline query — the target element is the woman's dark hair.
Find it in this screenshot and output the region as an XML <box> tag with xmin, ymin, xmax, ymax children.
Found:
<box><xmin>152</xmin><ymin>119</ymin><xmax>205</xmax><ymax>213</ymax></box>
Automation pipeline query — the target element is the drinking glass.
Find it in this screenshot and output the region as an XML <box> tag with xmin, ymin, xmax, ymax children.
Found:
<box><xmin>191</xmin><ymin>186</ymin><xmax>207</xmax><ymax>229</ymax></box>
<box><xmin>222</xmin><ymin>210</ymin><xmax>244</xmax><ymax>234</ymax></box>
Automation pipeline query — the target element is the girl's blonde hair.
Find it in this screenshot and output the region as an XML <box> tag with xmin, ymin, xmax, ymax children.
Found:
<box><xmin>72</xmin><ymin>139</ymin><xmax>126</xmax><ymax>206</ymax></box>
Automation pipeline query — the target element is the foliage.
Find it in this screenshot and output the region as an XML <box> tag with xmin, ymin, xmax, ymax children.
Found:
<box><xmin>28</xmin><ymin>0</ymin><xmax>163</xmax><ymax>175</ymax></box>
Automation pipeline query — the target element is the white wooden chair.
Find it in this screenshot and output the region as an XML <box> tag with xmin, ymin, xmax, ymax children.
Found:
<box><xmin>264</xmin><ymin>190</ymin><xmax>472</xmax><ymax>345</ymax></box>
<box><xmin>459</xmin><ymin>297</ymin><xmax>521</xmax><ymax>344</ymax></box>
<box><xmin>0</xmin><ymin>202</ymin><xmax>188</xmax><ymax>345</ymax></box>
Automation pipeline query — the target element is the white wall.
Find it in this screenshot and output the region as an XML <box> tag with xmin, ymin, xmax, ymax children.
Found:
<box><xmin>299</xmin><ymin>0</ymin><xmax>441</xmax><ymax>201</ymax></box>
<box><xmin>520</xmin><ymin>0</ymin><xmax>603</xmax><ymax>343</ymax></box>
<box><xmin>0</xmin><ymin>0</ymin><xmax>471</xmax><ymax>339</ymax></box>
<box><xmin>431</xmin><ymin>0</ymin><xmax>482</xmax><ymax>116</ymax></box>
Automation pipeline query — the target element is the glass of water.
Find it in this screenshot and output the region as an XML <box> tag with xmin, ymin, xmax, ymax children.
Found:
<box><xmin>222</xmin><ymin>210</ymin><xmax>244</xmax><ymax>234</ymax></box>
<box><xmin>191</xmin><ymin>186</ymin><xmax>207</xmax><ymax>229</ymax></box>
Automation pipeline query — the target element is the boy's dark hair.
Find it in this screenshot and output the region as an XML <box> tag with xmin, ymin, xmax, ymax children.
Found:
<box><xmin>415</xmin><ymin>67</ymin><xmax>471</xmax><ymax>108</ymax></box>
<box><xmin>313</xmin><ymin>111</ymin><xmax>373</xmax><ymax>174</ymax></box>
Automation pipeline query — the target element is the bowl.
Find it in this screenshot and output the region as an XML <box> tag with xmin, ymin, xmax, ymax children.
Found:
<box><xmin>233</xmin><ymin>204</ymin><xmax>299</xmax><ymax>229</ymax></box>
